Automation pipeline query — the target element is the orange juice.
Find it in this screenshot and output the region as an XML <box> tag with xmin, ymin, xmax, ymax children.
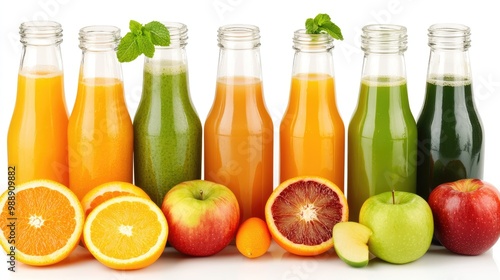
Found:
<box><xmin>280</xmin><ymin>73</ymin><xmax>344</xmax><ymax>189</ymax></box>
<box><xmin>68</xmin><ymin>77</ymin><xmax>133</xmax><ymax>199</ymax></box>
<box><xmin>8</xmin><ymin>68</ymin><xmax>69</xmax><ymax>185</ymax></box>
<box><xmin>204</xmin><ymin>76</ymin><xmax>274</xmax><ymax>222</ymax></box>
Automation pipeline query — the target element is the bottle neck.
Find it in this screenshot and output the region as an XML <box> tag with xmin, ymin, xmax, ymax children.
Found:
<box><xmin>19</xmin><ymin>21</ymin><xmax>63</xmax><ymax>74</ymax></box>
<box><xmin>78</xmin><ymin>25</ymin><xmax>122</xmax><ymax>81</ymax></box>
<box><xmin>216</xmin><ymin>24</ymin><xmax>262</xmax><ymax>80</ymax></box>
<box><xmin>292</xmin><ymin>30</ymin><xmax>335</xmax><ymax>77</ymax></box>
<box><xmin>144</xmin><ymin>22</ymin><xmax>188</xmax><ymax>73</ymax></box>
<box><xmin>361</xmin><ymin>24</ymin><xmax>407</xmax><ymax>79</ymax></box>
<box><xmin>426</xmin><ymin>24</ymin><xmax>472</xmax><ymax>81</ymax></box>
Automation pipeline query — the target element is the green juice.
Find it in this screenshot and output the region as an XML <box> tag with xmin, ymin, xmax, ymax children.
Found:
<box><xmin>134</xmin><ymin>60</ymin><xmax>202</xmax><ymax>206</ymax></box>
<box><xmin>348</xmin><ymin>76</ymin><xmax>417</xmax><ymax>221</ymax></box>
<box><xmin>416</xmin><ymin>76</ymin><xmax>484</xmax><ymax>200</ymax></box>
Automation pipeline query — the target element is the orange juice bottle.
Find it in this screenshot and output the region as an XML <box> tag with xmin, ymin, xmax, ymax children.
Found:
<box><xmin>8</xmin><ymin>21</ymin><xmax>69</xmax><ymax>186</ymax></box>
<box><xmin>68</xmin><ymin>26</ymin><xmax>133</xmax><ymax>199</ymax></box>
<box><xmin>280</xmin><ymin>30</ymin><xmax>345</xmax><ymax>190</ymax></box>
<box><xmin>205</xmin><ymin>25</ymin><xmax>274</xmax><ymax>223</ymax></box>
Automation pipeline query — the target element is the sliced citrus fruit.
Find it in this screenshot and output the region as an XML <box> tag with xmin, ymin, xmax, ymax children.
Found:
<box><xmin>236</xmin><ymin>217</ymin><xmax>271</xmax><ymax>258</ymax></box>
<box><xmin>265</xmin><ymin>176</ymin><xmax>348</xmax><ymax>256</ymax></box>
<box><xmin>83</xmin><ymin>196</ymin><xmax>168</xmax><ymax>270</ymax></box>
<box><xmin>0</xmin><ymin>179</ymin><xmax>84</xmax><ymax>266</ymax></box>
<box><xmin>80</xmin><ymin>181</ymin><xmax>150</xmax><ymax>216</ymax></box>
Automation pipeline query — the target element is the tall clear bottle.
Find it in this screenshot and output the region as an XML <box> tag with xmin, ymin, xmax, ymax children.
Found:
<box><xmin>8</xmin><ymin>21</ymin><xmax>69</xmax><ymax>186</ymax></box>
<box><xmin>348</xmin><ymin>25</ymin><xmax>417</xmax><ymax>221</ymax></box>
<box><xmin>204</xmin><ymin>25</ymin><xmax>274</xmax><ymax>223</ymax></box>
<box><xmin>68</xmin><ymin>26</ymin><xmax>133</xmax><ymax>200</ymax></box>
<box><xmin>134</xmin><ymin>22</ymin><xmax>202</xmax><ymax>206</ymax></box>
<box><xmin>416</xmin><ymin>24</ymin><xmax>484</xmax><ymax>200</ymax></box>
<box><xmin>280</xmin><ymin>29</ymin><xmax>344</xmax><ymax>189</ymax></box>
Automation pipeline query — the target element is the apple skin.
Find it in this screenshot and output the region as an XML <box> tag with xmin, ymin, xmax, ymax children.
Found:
<box><xmin>161</xmin><ymin>180</ymin><xmax>240</xmax><ymax>257</ymax></box>
<box><xmin>359</xmin><ymin>191</ymin><xmax>434</xmax><ymax>264</ymax></box>
<box><xmin>428</xmin><ymin>178</ymin><xmax>500</xmax><ymax>256</ymax></box>
<box><xmin>332</xmin><ymin>221</ymin><xmax>372</xmax><ymax>268</ymax></box>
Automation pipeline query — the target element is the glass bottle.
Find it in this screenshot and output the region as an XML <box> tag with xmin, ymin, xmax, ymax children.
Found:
<box><xmin>280</xmin><ymin>29</ymin><xmax>344</xmax><ymax>189</ymax></box>
<box><xmin>68</xmin><ymin>26</ymin><xmax>133</xmax><ymax>200</ymax></box>
<box><xmin>8</xmin><ymin>21</ymin><xmax>69</xmax><ymax>186</ymax></box>
<box><xmin>347</xmin><ymin>24</ymin><xmax>417</xmax><ymax>221</ymax></box>
<box><xmin>134</xmin><ymin>22</ymin><xmax>202</xmax><ymax>206</ymax></box>
<box><xmin>204</xmin><ymin>25</ymin><xmax>274</xmax><ymax>223</ymax></box>
<box><xmin>416</xmin><ymin>23</ymin><xmax>484</xmax><ymax>200</ymax></box>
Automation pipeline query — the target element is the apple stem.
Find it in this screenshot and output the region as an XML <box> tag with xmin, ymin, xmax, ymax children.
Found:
<box><xmin>392</xmin><ymin>190</ymin><xmax>395</xmax><ymax>204</ymax></box>
<box><xmin>199</xmin><ymin>189</ymin><xmax>204</xmax><ymax>200</ymax></box>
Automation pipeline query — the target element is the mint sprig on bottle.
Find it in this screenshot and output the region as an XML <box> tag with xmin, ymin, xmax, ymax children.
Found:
<box><xmin>305</xmin><ymin>13</ymin><xmax>343</xmax><ymax>40</ymax></box>
<box><xmin>117</xmin><ymin>20</ymin><xmax>170</xmax><ymax>63</ymax></box>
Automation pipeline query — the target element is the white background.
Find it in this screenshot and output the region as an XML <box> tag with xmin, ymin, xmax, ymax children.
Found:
<box><xmin>1</xmin><ymin>0</ymin><xmax>499</xmax><ymax>279</ymax></box>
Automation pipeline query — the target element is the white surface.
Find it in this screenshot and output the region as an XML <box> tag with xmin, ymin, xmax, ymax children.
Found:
<box><xmin>1</xmin><ymin>0</ymin><xmax>499</xmax><ymax>279</ymax></box>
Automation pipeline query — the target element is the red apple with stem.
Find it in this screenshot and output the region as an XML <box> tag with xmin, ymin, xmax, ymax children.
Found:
<box><xmin>428</xmin><ymin>178</ymin><xmax>500</xmax><ymax>255</ymax></box>
<box><xmin>161</xmin><ymin>180</ymin><xmax>240</xmax><ymax>257</ymax></box>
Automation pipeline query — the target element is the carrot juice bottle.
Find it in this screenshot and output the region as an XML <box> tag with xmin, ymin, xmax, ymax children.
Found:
<box><xmin>204</xmin><ymin>25</ymin><xmax>274</xmax><ymax>223</ymax></box>
<box><xmin>280</xmin><ymin>29</ymin><xmax>345</xmax><ymax>190</ymax></box>
<box><xmin>68</xmin><ymin>26</ymin><xmax>133</xmax><ymax>199</ymax></box>
<box><xmin>8</xmin><ymin>21</ymin><xmax>69</xmax><ymax>186</ymax></box>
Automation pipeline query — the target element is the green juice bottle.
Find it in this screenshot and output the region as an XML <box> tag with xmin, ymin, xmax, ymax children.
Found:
<box><xmin>133</xmin><ymin>23</ymin><xmax>202</xmax><ymax>206</ymax></box>
<box><xmin>348</xmin><ymin>25</ymin><xmax>417</xmax><ymax>222</ymax></box>
<box><xmin>416</xmin><ymin>24</ymin><xmax>484</xmax><ymax>201</ymax></box>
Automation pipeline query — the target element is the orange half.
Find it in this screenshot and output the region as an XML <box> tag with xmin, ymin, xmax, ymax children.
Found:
<box><xmin>0</xmin><ymin>179</ymin><xmax>84</xmax><ymax>266</ymax></box>
<box><xmin>265</xmin><ymin>176</ymin><xmax>348</xmax><ymax>256</ymax></box>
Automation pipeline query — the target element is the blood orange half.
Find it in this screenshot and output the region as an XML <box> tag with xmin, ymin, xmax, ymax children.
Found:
<box><xmin>265</xmin><ymin>176</ymin><xmax>348</xmax><ymax>256</ymax></box>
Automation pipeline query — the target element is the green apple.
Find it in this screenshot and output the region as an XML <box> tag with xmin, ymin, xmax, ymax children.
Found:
<box><xmin>332</xmin><ymin>222</ymin><xmax>372</xmax><ymax>268</ymax></box>
<box><xmin>359</xmin><ymin>191</ymin><xmax>433</xmax><ymax>264</ymax></box>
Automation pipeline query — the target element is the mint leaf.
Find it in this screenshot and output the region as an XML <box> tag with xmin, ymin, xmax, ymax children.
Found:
<box><xmin>136</xmin><ymin>34</ymin><xmax>155</xmax><ymax>58</ymax></box>
<box><xmin>305</xmin><ymin>13</ymin><xmax>343</xmax><ymax>40</ymax></box>
<box><xmin>319</xmin><ymin>21</ymin><xmax>343</xmax><ymax>40</ymax></box>
<box><xmin>145</xmin><ymin>21</ymin><xmax>170</xmax><ymax>46</ymax></box>
<box><xmin>117</xmin><ymin>32</ymin><xmax>140</xmax><ymax>63</ymax></box>
<box><xmin>129</xmin><ymin>20</ymin><xmax>142</xmax><ymax>35</ymax></box>
<box><xmin>116</xmin><ymin>20</ymin><xmax>171</xmax><ymax>63</ymax></box>
<box><xmin>314</xmin><ymin>14</ymin><xmax>331</xmax><ymax>26</ymax></box>
<box><xmin>305</xmin><ymin>18</ymin><xmax>318</xmax><ymax>34</ymax></box>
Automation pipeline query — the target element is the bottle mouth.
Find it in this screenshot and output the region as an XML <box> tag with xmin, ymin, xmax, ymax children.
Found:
<box><xmin>20</xmin><ymin>21</ymin><xmax>63</xmax><ymax>46</ymax></box>
<box><xmin>361</xmin><ymin>24</ymin><xmax>407</xmax><ymax>54</ymax></box>
<box><xmin>158</xmin><ymin>22</ymin><xmax>188</xmax><ymax>48</ymax></box>
<box><xmin>79</xmin><ymin>25</ymin><xmax>121</xmax><ymax>51</ymax></box>
<box><xmin>428</xmin><ymin>23</ymin><xmax>471</xmax><ymax>50</ymax></box>
<box><xmin>293</xmin><ymin>29</ymin><xmax>334</xmax><ymax>52</ymax></box>
<box><xmin>217</xmin><ymin>24</ymin><xmax>261</xmax><ymax>49</ymax></box>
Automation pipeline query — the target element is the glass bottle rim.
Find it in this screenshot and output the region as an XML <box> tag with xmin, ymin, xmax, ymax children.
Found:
<box><xmin>428</xmin><ymin>23</ymin><xmax>471</xmax><ymax>51</ymax></box>
<box><xmin>217</xmin><ymin>24</ymin><xmax>261</xmax><ymax>49</ymax></box>
<box><xmin>361</xmin><ymin>24</ymin><xmax>408</xmax><ymax>54</ymax></box>
<box><xmin>79</xmin><ymin>25</ymin><xmax>121</xmax><ymax>51</ymax></box>
<box><xmin>20</xmin><ymin>21</ymin><xmax>63</xmax><ymax>46</ymax></box>
<box><xmin>157</xmin><ymin>22</ymin><xmax>188</xmax><ymax>48</ymax></box>
<box><xmin>293</xmin><ymin>29</ymin><xmax>334</xmax><ymax>52</ymax></box>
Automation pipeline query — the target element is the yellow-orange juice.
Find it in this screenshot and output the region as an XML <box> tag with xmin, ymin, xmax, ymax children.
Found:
<box><xmin>8</xmin><ymin>68</ymin><xmax>69</xmax><ymax>185</ymax></box>
<box><xmin>205</xmin><ymin>76</ymin><xmax>274</xmax><ymax>222</ymax></box>
<box><xmin>68</xmin><ymin>77</ymin><xmax>133</xmax><ymax>199</ymax></box>
<box><xmin>280</xmin><ymin>73</ymin><xmax>344</xmax><ymax>189</ymax></box>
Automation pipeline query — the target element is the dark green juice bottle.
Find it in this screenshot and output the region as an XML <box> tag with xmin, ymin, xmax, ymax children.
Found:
<box><xmin>134</xmin><ymin>23</ymin><xmax>202</xmax><ymax>206</ymax></box>
<box><xmin>416</xmin><ymin>24</ymin><xmax>484</xmax><ymax>201</ymax></box>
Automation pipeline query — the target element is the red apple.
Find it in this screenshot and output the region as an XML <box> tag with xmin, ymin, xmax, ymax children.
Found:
<box><xmin>161</xmin><ymin>180</ymin><xmax>240</xmax><ymax>256</ymax></box>
<box><xmin>428</xmin><ymin>178</ymin><xmax>500</xmax><ymax>255</ymax></box>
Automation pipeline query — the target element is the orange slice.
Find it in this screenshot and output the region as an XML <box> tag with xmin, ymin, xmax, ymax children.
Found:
<box><xmin>81</xmin><ymin>181</ymin><xmax>150</xmax><ymax>216</ymax></box>
<box><xmin>265</xmin><ymin>176</ymin><xmax>348</xmax><ymax>256</ymax></box>
<box><xmin>83</xmin><ymin>196</ymin><xmax>168</xmax><ymax>270</ymax></box>
<box><xmin>0</xmin><ymin>179</ymin><xmax>84</xmax><ymax>266</ymax></box>
<box><xmin>236</xmin><ymin>217</ymin><xmax>271</xmax><ymax>258</ymax></box>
